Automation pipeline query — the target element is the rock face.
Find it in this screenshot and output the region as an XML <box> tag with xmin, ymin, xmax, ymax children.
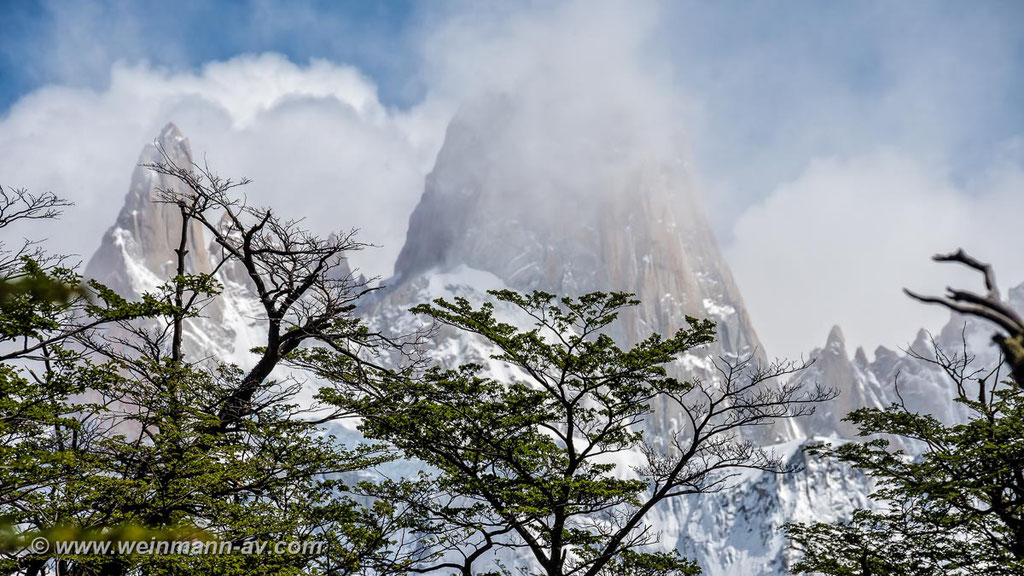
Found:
<box><xmin>669</xmin><ymin>440</ymin><xmax>874</xmax><ymax>576</ymax></box>
<box><xmin>790</xmin><ymin>305</ymin><xmax>1014</xmax><ymax>441</ymax></box>
<box><xmin>789</xmin><ymin>325</ymin><xmax>886</xmax><ymax>439</ymax></box>
<box><xmin>84</xmin><ymin>124</ymin><xmax>263</xmax><ymax>365</ymax></box>
<box><xmin>86</xmin><ymin>123</ymin><xmax>215</xmax><ymax>297</ymax></box>
<box><xmin>393</xmin><ymin>97</ymin><xmax>761</xmax><ymax>359</ymax></box>
<box><xmin>378</xmin><ymin>95</ymin><xmax>777</xmax><ymax>450</ymax></box>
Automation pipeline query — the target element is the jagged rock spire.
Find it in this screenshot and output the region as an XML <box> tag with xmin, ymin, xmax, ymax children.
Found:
<box><xmin>85</xmin><ymin>123</ymin><xmax>214</xmax><ymax>296</ymax></box>
<box><xmin>382</xmin><ymin>94</ymin><xmax>775</xmax><ymax>442</ymax></box>
<box><xmin>826</xmin><ymin>325</ymin><xmax>846</xmax><ymax>350</ymax></box>
<box><xmin>393</xmin><ymin>95</ymin><xmax>762</xmax><ymax>358</ymax></box>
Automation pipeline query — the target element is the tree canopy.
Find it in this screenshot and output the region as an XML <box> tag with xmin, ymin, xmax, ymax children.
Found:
<box><xmin>309</xmin><ymin>289</ymin><xmax>833</xmax><ymax>576</ymax></box>
<box><xmin>789</xmin><ymin>250</ymin><xmax>1024</xmax><ymax>576</ymax></box>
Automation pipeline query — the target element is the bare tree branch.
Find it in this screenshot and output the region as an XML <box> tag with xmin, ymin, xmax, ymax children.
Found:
<box><xmin>905</xmin><ymin>249</ymin><xmax>1024</xmax><ymax>386</ymax></box>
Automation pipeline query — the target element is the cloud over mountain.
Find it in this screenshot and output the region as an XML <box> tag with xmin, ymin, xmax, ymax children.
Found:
<box><xmin>0</xmin><ymin>53</ymin><xmax>446</xmax><ymax>280</ymax></box>
<box><xmin>0</xmin><ymin>0</ymin><xmax>1022</xmax><ymax>357</ymax></box>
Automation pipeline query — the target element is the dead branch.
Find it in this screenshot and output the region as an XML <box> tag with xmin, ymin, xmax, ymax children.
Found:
<box><xmin>905</xmin><ymin>249</ymin><xmax>1024</xmax><ymax>386</ymax></box>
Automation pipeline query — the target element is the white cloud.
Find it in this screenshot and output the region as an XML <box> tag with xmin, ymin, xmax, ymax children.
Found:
<box><xmin>0</xmin><ymin>53</ymin><xmax>449</xmax><ymax>280</ymax></box>
<box><xmin>2</xmin><ymin>0</ymin><xmax>1021</xmax><ymax>363</ymax></box>
<box><xmin>419</xmin><ymin>1</ymin><xmax>684</xmax><ymax>162</ymax></box>
<box><xmin>728</xmin><ymin>149</ymin><xmax>1024</xmax><ymax>359</ymax></box>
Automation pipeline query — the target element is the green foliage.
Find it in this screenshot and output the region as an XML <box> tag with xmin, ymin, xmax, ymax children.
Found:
<box><xmin>788</xmin><ymin>348</ymin><xmax>1024</xmax><ymax>575</ymax></box>
<box><xmin>593</xmin><ymin>549</ymin><xmax>701</xmax><ymax>576</ymax></box>
<box><xmin>0</xmin><ymin>180</ymin><xmax>396</xmax><ymax>576</ymax></box>
<box><xmin>313</xmin><ymin>289</ymin><xmax>827</xmax><ymax>576</ymax></box>
<box><xmin>84</xmin><ymin>278</ymin><xmax>180</xmax><ymax>321</ymax></box>
<box><xmin>0</xmin><ymin>258</ymin><xmax>80</xmax><ymax>341</ymax></box>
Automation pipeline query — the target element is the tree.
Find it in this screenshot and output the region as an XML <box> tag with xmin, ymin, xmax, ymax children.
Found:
<box><xmin>0</xmin><ymin>186</ymin><xmax>171</xmax><ymax>576</ymax></box>
<box><xmin>309</xmin><ymin>289</ymin><xmax>834</xmax><ymax>576</ymax></box>
<box><xmin>905</xmin><ymin>249</ymin><xmax>1024</xmax><ymax>386</ymax></box>
<box><xmin>788</xmin><ymin>250</ymin><xmax>1024</xmax><ymax>575</ymax></box>
<box><xmin>0</xmin><ymin>159</ymin><xmax>412</xmax><ymax>576</ymax></box>
<box><xmin>68</xmin><ymin>156</ymin><xmax>421</xmax><ymax>576</ymax></box>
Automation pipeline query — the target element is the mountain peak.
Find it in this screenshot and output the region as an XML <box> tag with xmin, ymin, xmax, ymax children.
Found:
<box><xmin>147</xmin><ymin>122</ymin><xmax>191</xmax><ymax>170</ymax></box>
<box><xmin>392</xmin><ymin>94</ymin><xmax>762</xmax><ymax>358</ymax></box>
<box><xmin>825</xmin><ymin>325</ymin><xmax>847</xmax><ymax>355</ymax></box>
<box><xmin>85</xmin><ymin>123</ymin><xmax>211</xmax><ymax>296</ymax></box>
<box><xmin>380</xmin><ymin>93</ymin><xmax>773</xmax><ymax>445</ymax></box>
<box><xmin>909</xmin><ymin>328</ymin><xmax>933</xmax><ymax>358</ymax></box>
<box><xmin>853</xmin><ymin>346</ymin><xmax>869</xmax><ymax>368</ymax></box>
<box><xmin>159</xmin><ymin>121</ymin><xmax>184</xmax><ymax>141</ymax></box>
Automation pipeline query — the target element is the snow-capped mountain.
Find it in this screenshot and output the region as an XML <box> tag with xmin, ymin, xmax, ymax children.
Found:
<box><xmin>393</xmin><ymin>96</ymin><xmax>760</xmax><ymax>360</ymax></box>
<box><xmin>85</xmin><ymin>123</ymin><xmax>268</xmax><ymax>367</ymax></box>
<box><xmin>791</xmin><ymin>287</ymin><xmax>1023</xmax><ymax>441</ymax></box>
<box><xmin>86</xmin><ymin>123</ymin><xmax>214</xmax><ymax>297</ymax></box>
<box><xmin>83</xmin><ymin>120</ymin><xmax>1021</xmax><ymax>575</ymax></box>
<box><xmin>379</xmin><ymin>95</ymin><xmax>777</xmax><ymax>446</ymax></box>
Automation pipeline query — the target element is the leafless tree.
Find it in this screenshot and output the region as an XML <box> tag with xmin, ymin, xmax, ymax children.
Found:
<box><xmin>142</xmin><ymin>154</ymin><xmax>422</xmax><ymax>431</ymax></box>
<box><xmin>905</xmin><ymin>249</ymin><xmax>1024</xmax><ymax>386</ymax></box>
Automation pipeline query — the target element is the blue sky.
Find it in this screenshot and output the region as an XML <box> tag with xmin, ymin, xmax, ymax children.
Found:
<box><xmin>1</xmin><ymin>0</ymin><xmax>1022</xmax><ymax>357</ymax></box>
<box><xmin>3</xmin><ymin>1</ymin><xmax>1022</xmax><ymax>220</ymax></box>
<box><xmin>0</xmin><ymin>0</ymin><xmax>426</xmax><ymax>110</ymax></box>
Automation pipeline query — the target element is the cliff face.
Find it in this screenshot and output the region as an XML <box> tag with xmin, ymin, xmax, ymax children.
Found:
<box><xmin>392</xmin><ymin>95</ymin><xmax>761</xmax><ymax>363</ymax></box>
<box><xmin>84</xmin><ymin>124</ymin><xmax>264</xmax><ymax>365</ymax></box>
<box><xmin>380</xmin><ymin>95</ymin><xmax>776</xmax><ymax>446</ymax></box>
<box><xmin>790</xmin><ymin>296</ymin><xmax>1024</xmax><ymax>440</ymax></box>
<box><xmin>85</xmin><ymin>123</ymin><xmax>214</xmax><ymax>297</ymax></box>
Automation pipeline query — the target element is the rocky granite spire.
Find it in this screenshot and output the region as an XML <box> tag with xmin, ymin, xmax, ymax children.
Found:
<box><xmin>787</xmin><ymin>283</ymin><xmax>1024</xmax><ymax>440</ymax></box>
<box><xmin>375</xmin><ymin>94</ymin><xmax>778</xmax><ymax>447</ymax></box>
<box><xmin>85</xmin><ymin>123</ymin><xmax>214</xmax><ymax>297</ymax></box>
<box><xmin>392</xmin><ymin>95</ymin><xmax>762</xmax><ymax>359</ymax></box>
<box><xmin>787</xmin><ymin>325</ymin><xmax>884</xmax><ymax>438</ymax></box>
<box><xmin>82</xmin><ymin>123</ymin><xmax>255</xmax><ymax>361</ymax></box>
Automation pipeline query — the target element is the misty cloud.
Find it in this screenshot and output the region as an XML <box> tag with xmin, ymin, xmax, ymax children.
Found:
<box><xmin>0</xmin><ymin>54</ymin><xmax>447</xmax><ymax>280</ymax></box>
<box><xmin>728</xmin><ymin>150</ymin><xmax>1024</xmax><ymax>359</ymax></box>
<box><xmin>0</xmin><ymin>0</ymin><xmax>1021</xmax><ymax>359</ymax></box>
